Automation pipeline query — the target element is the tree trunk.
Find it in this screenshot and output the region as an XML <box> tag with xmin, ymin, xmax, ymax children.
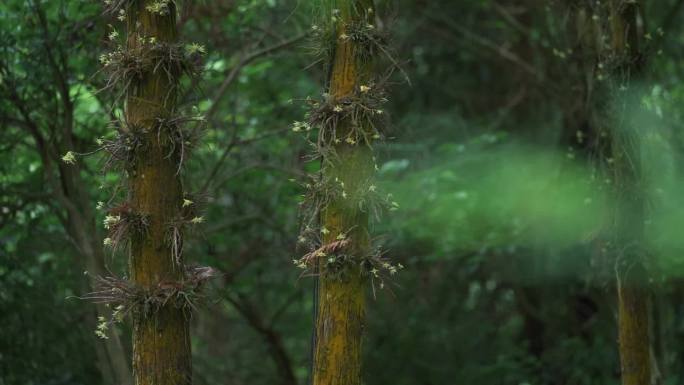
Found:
<box><xmin>125</xmin><ymin>3</ymin><xmax>192</xmax><ymax>385</ymax></box>
<box><xmin>312</xmin><ymin>1</ymin><xmax>375</xmax><ymax>385</ymax></box>
<box><xmin>80</xmin><ymin>230</ymin><xmax>132</xmax><ymax>385</ymax></box>
<box><xmin>62</xmin><ymin>167</ymin><xmax>132</xmax><ymax>385</ymax></box>
<box><xmin>609</xmin><ymin>1</ymin><xmax>652</xmax><ymax>384</ymax></box>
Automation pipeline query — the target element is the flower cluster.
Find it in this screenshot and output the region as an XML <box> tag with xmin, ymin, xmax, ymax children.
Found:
<box><xmin>152</xmin><ymin>113</ymin><xmax>206</xmax><ymax>174</ymax></box>
<box><xmin>102</xmin><ymin>0</ymin><xmax>130</xmax><ymax>15</ymax></box>
<box><xmin>298</xmin><ymin>172</ymin><xmax>398</xmax><ymax>241</ymax></box>
<box><xmin>294</xmin><ymin>81</ymin><xmax>389</xmax><ymax>151</ymax></box>
<box><xmin>340</xmin><ymin>19</ymin><xmax>388</xmax><ymax>64</ymax></box>
<box><xmin>99</xmin><ymin>121</ymin><xmax>147</xmax><ymax>172</ymax></box>
<box><xmin>98</xmin><ymin>33</ymin><xmax>205</xmax><ymax>97</ymax></box>
<box><xmin>101</xmin><ymin>203</ymin><xmax>149</xmax><ymax>255</ymax></box>
<box><xmin>163</xmin><ymin>193</ymin><xmax>208</xmax><ymax>265</ymax></box>
<box><xmin>292</xmin><ymin>231</ymin><xmax>403</xmax><ymax>291</ymax></box>
<box><xmin>146</xmin><ymin>0</ymin><xmax>173</xmax><ymax>15</ymax></box>
<box><xmin>85</xmin><ymin>266</ymin><xmax>218</xmax><ymax>337</ymax></box>
<box><xmin>61</xmin><ymin>151</ymin><xmax>77</xmax><ymax>165</ymax></box>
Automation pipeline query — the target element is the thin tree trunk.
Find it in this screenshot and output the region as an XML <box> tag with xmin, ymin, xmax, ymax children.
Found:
<box><xmin>125</xmin><ymin>3</ymin><xmax>191</xmax><ymax>385</ymax></box>
<box><xmin>63</xmin><ymin>170</ymin><xmax>132</xmax><ymax>385</ymax></box>
<box><xmin>609</xmin><ymin>1</ymin><xmax>652</xmax><ymax>384</ymax></box>
<box><xmin>81</xmin><ymin>233</ymin><xmax>132</xmax><ymax>385</ymax></box>
<box><xmin>312</xmin><ymin>1</ymin><xmax>375</xmax><ymax>384</ymax></box>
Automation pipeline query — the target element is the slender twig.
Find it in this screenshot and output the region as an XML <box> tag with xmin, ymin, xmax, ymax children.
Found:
<box><xmin>204</xmin><ymin>33</ymin><xmax>307</xmax><ymax>122</ymax></box>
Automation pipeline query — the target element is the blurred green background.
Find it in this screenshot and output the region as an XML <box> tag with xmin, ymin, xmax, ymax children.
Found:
<box><xmin>3</xmin><ymin>1</ymin><xmax>684</xmax><ymax>384</ymax></box>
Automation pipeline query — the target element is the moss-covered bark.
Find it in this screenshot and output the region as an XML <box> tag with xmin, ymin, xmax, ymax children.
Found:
<box><xmin>608</xmin><ymin>1</ymin><xmax>651</xmax><ymax>384</ymax></box>
<box><xmin>312</xmin><ymin>1</ymin><xmax>375</xmax><ymax>384</ymax></box>
<box><xmin>125</xmin><ymin>3</ymin><xmax>191</xmax><ymax>385</ymax></box>
<box><xmin>617</xmin><ymin>274</ymin><xmax>651</xmax><ymax>385</ymax></box>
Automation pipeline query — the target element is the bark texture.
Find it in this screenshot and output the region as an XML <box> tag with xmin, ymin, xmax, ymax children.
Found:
<box><xmin>609</xmin><ymin>1</ymin><xmax>652</xmax><ymax>384</ymax></box>
<box><xmin>312</xmin><ymin>1</ymin><xmax>374</xmax><ymax>385</ymax></box>
<box><xmin>125</xmin><ymin>3</ymin><xmax>192</xmax><ymax>385</ymax></box>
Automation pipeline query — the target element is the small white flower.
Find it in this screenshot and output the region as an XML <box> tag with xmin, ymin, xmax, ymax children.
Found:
<box><xmin>61</xmin><ymin>151</ymin><xmax>76</xmax><ymax>165</ymax></box>
<box><xmin>191</xmin><ymin>216</ymin><xmax>204</xmax><ymax>224</ymax></box>
<box><xmin>108</xmin><ymin>30</ymin><xmax>119</xmax><ymax>41</ymax></box>
<box><xmin>333</xmin><ymin>105</ymin><xmax>343</xmax><ymax>112</ymax></box>
<box><xmin>320</xmin><ymin>227</ymin><xmax>330</xmax><ymax>235</ymax></box>
<box><xmin>359</xmin><ymin>85</ymin><xmax>371</xmax><ymax>93</ymax></box>
<box><xmin>146</xmin><ymin>0</ymin><xmax>171</xmax><ymax>15</ymax></box>
<box><xmin>185</xmin><ymin>42</ymin><xmax>207</xmax><ymax>55</ymax></box>
<box><xmin>103</xmin><ymin>238</ymin><xmax>113</xmax><ymax>246</ymax></box>
<box><xmin>103</xmin><ymin>215</ymin><xmax>120</xmax><ymax>229</ymax></box>
<box><xmin>96</xmin><ymin>201</ymin><xmax>104</xmax><ymax>210</ymax></box>
<box><xmin>182</xmin><ymin>199</ymin><xmax>193</xmax><ymax>207</ymax></box>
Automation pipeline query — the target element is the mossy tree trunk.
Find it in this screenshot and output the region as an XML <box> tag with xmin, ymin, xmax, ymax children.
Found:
<box><xmin>574</xmin><ymin>1</ymin><xmax>651</xmax><ymax>382</ymax></box>
<box><xmin>125</xmin><ymin>3</ymin><xmax>192</xmax><ymax>385</ymax></box>
<box><xmin>608</xmin><ymin>1</ymin><xmax>652</xmax><ymax>384</ymax></box>
<box><xmin>312</xmin><ymin>1</ymin><xmax>375</xmax><ymax>384</ymax></box>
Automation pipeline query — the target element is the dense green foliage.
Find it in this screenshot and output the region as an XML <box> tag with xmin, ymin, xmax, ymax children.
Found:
<box><xmin>4</xmin><ymin>0</ymin><xmax>684</xmax><ymax>384</ymax></box>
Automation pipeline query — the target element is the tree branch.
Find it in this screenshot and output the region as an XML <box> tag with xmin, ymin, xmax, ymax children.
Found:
<box><xmin>204</xmin><ymin>33</ymin><xmax>307</xmax><ymax>122</ymax></box>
